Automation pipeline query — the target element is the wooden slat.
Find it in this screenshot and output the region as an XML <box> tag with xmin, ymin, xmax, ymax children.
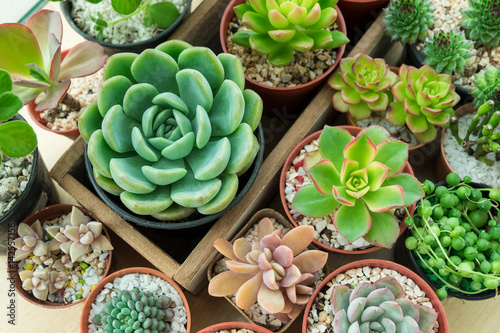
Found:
<box><xmin>173</xmin><ymin>12</ymin><xmax>391</xmax><ymax>292</ymax></box>
<box><xmin>49</xmin><ymin>135</ymin><xmax>85</xmax><ymax>182</ymax></box>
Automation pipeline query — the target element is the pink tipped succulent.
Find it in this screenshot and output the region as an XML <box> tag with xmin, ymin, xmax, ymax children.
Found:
<box><xmin>0</xmin><ymin>10</ymin><xmax>106</xmax><ymax>111</ymax></box>
<box><xmin>13</xmin><ymin>220</ymin><xmax>47</xmax><ymax>261</ymax></box>
<box><xmin>208</xmin><ymin>217</ymin><xmax>328</xmax><ymax>321</ymax></box>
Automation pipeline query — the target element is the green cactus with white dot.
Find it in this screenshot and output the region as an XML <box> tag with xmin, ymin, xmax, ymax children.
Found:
<box><xmin>92</xmin><ymin>289</ymin><xmax>174</xmax><ymax>333</ymax></box>
<box><xmin>231</xmin><ymin>0</ymin><xmax>349</xmax><ymax>66</ymax></box>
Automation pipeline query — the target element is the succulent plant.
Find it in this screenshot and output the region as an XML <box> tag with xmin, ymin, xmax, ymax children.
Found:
<box><xmin>385</xmin><ymin>65</ymin><xmax>461</xmax><ymax>144</ymax></box>
<box><xmin>92</xmin><ymin>289</ymin><xmax>175</xmax><ymax>333</ymax></box>
<box><xmin>292</xmin><ymin>126</ymin><xmax>424</xmax><ymax>248</ymax></box>
<box><xmin>19</xmin><ymin>269</ymin><xmax>51</xmax><ymax>301</ymax></box>
<box><xmin>79</xmin><ymin>40</ymin><xmax>263</xmax><ymax>221</ymax></box>
<box><xmin>0</xmin><ymin>10</ymin><xmax>106</xmax><ymax>112</ymax></box>
<box><xmin>422</xmin><ymin>31</ymin><xmax>474</xmax><ymax>75</ymax></box>
<box><xmin>471</xmin><ymin>66</ymin><xmax>500</xmax><ymax>108</ymax></box>
<box><xmin>331</xmin><ymin>276</ymin><xmax>438</xmax><ymax>333</ymax></box>
<box><xmin>208</xmin><ymin>217</ymin><xmax>328</xmax><ymax>321</ymax></box>
<box><xmin>231</xmin><ymin>0</ymin><xmax>350</xmax><ymax>66</ymax></box>
<box><xmin>12</xmin><ymin>220</ymin><xmax>47</xmax><ymax>261</ymax></box>
<box><xmin>383</xmin><ymin>0</ymin><xmax>435</xmax><ymax>44</ymax></box>
<box><xmin>328</xmin><ymin>54</ymin><xmax>398</xmax><ymax>120</ymax></box>
<box><xmin>461</xmin><ymin>0</ymin><xmax>500</xmax><ymax>48</ymax></box>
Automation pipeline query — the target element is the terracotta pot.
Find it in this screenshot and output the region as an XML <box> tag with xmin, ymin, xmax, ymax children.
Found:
<box><xmin>9</xmin><ymin>204</ymin><xmax>112</xmax><ymax>309</ymax></box>
<box><xmin>197</xmin><ymin>322</ymin><xmax>273</xmax><ymax>333</ymax></box>
<box><xmin>302</xmin><ymin>259</ymin><xmax>449</xmax><ymax>333</ymax></box>
<box><xmin>220</xmin><ymin>0</ymin><xmax>347</xmax><ymax>114</ymax></box>
<box><xmin>80</xmin><ymin>267</ymin><xmax>191</xmax><ymax>333</ymax></box>
<box><xmin>27</xmin><ymin>49</ymin><xmax>80</xmax><ymax>140</ymax></box>
<box><xmin>279</xmin><ymin>126</ymin><xmax>416</xmax><ymax>254</ymax></box>
<box><xmin>207</xmin><ymin>208</ymin><xmax>324</xmax><ymax>333</ymax></box>
<box><xmin>434</xmin><ymin>103</ymin><xmax>475</xmax><ymax>182</ymax></box>
<box><xmin>60</xmin><ymin>0</ymin><xmax>192</xmax><ymax>56</ymax></box>
<box><xmin>337</xmin><ymin>0</ymin><xmax>389</xmax><ymax>39</ymax></box>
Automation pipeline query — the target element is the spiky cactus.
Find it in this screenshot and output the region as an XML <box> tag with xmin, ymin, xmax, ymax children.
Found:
<box><xmin>92</xmin><ymin>289</ymin><xmax>175</xmax><ymax>333</ymax></box>
<box><xmin>208</xmin><ymin>217</ymin><xmax>328</xmax><ymax>321</ymax></box>
<box><xmin>79</xmin><ymin>40</ymin><xmax>263</xmax><ymax>221</ymax></box>
<box><xmin>423</xmin><ymin>31</ymin><xmax>474</xmax><ymax>75</ymax></box>
<box><xmin>331</xmin><ymin>276</ymin><xmax>438</xmax><ymax>333</ymax></box>
<box><xmin>231</xmin><ymin>0</ymin><xmax>349</xmax><ymax>66</ymax></box>
<box><xmin>383</xmin><ymin>0</ymin><xmax>435</xmax><ymax>44</ymax></box>
<box><xmin>328</xmin><ymin>54</ymin><xmax>398</xmax><ymax>120</ymax></box>
<box><xmin>472</xmin><ymin>66</ymin><xmax>500</xmax><ymax>108</ymax></box>
<box><xmin>461</xmin><ymin>0</ymin><xmax>500</xmax><ymax>48</ymax></box>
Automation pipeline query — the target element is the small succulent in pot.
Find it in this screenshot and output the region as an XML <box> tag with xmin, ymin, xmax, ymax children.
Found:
<box><xmin>471</xmin><ymin>66</ymin><xmax>500</xmax><ymax>108</ymax></box>
<box><xmin>328</xmin><ymin>54</ymin><xmax>398</xmax><ymax>120</ymax></box>
<box><xmin>385</xmin><ymin>64</ymin><xmax>461</xmax><ymax>144</ymax></box>
<box><xmin>422</xmin><ymin>31</ymin><xmax>474</xmax><ymax>76</ymax></box>
<box><xmin>461</xmin><ymin>0</ymin><xmax>500</xmax><ymax>48</ymax></box>
<box><xmin>0</xmin><ymin>10</ymin><xmax>106</xmax><ymax>112</ymax></box>
<box><xmin>208</xmin><ymin>217</ymin><xmax>328</xmax><ymax>321</ymax></box>
<box><xmin>79</xmin><ymin>40</ymin><xmax>263</xmax><ymax>221</ymax></box>
<box><xmin>230</xmin><ymin>0</ymin><xmax>350</xmax><ymax>66</ymax></box>
<box><xmin>331</xmin><ymin>276</ymin><xmax>438</xmax><ymax>333</ymax></box>
<box><xmin>291</xmin><ymin>125</ymin><xmax>424</xmax><ymax>248</ymax></box>
<box><xmin>383</xmin><ymin>0</ymin><xmax>435</xmax><ymax>45</ymax></box>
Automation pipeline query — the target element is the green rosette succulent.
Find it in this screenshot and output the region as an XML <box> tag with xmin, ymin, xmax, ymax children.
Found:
<box><xmin>383</xmin><ymin>0</ymin><xmax>435</xmax><ymax>44</ymax></box>
<box><xmin>461</xmin><ymin>0</ymin><xmax>500</xmax><ymax>48</ymax></box>
<box><xmin>331</xmin><ymin>276</ymin><xmax>438</xmax><ymax>333</ymax></box>
<box><xmin>292</xmin><ymin>125</ymin><xmax>424</xmax><ymax>248</ymax></box>
<box><xmin>231</xmin><ymin>0</ymin><xmax>349</xmax><ymax>66</ymax></box>
<box><xmin>328</xmin><ymin>54</ymin><xmax>399</xmax><ymax>120</ymax></box>
<box><xmin>472</xmin><ymin>66</ymin><xmax>500</xmax><ymax>108</ymax></box>
<box><xmin>79</xmin><ymin>40</ymin><xmax>263</xmax><ymax>221</ymax></box>
<box><xmin>423</xmin><ymin>31</ymin><xmax>474</xmax><ymax>75</ymax></box>
<box><xmin>386</xmin><ymin>65</ymin><xmax>460</xmax><ymax>144</ymax></box>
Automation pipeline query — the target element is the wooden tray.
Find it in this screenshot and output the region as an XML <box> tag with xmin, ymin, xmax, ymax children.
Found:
<box><xmin>50</xmin><ymin>0</ymin><xmax>395</xmax><ymax>293</ymax></box>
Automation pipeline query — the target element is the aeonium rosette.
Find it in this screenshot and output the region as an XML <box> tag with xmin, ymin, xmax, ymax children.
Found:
<box><xmin>292</xmin><ymin>126</ymin><xmax>424</xmax><ymax>248</ymax></box>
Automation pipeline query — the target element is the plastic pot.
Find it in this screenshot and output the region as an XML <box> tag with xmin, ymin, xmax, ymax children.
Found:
<box><xmin>279</xmin><ymin>126</ymin><xmax>416</xmax><ymax>254</ymax></box>
<box><xmin>302</xmin><ymin>259</ymin><xmax>449</xmax><ymax>333</ymax></box>
<box><xmin>60</xmin><ymin>0</ymin><xmax>192</xmax><ymax>56</ymax></box>
<box><xmin>220</xmin><ymin>0</ymin><xmax>347</xmax><ymax>114</ymax></box>
<box><xmin>84</xmin><ymin>124</ymin><xmax>265</xmax><ymax>230</ymax></box>
<box><xmin>197</xmin><ymin>322</ymin><xmax>273</xmax><ymax>333</ymax></box>
<box><xmin>80</xmin><ymin>267</ymin><xmax>191</xmax><ymax>333</ymax></box>
<box><xmin>9</xmin><ymin>204</ymin><xmax>112</xmax><ymax>308</ymax></box>
<box><xmin>0</xmin><ymin>114</ymin><xmax>57</xmax><ymax>225</ymax></box>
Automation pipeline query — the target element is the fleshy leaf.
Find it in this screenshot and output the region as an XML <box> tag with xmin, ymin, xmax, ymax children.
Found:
<box><xmin>110</xmin><ymin>155</ymin><xmax>155</xmax><ymax>194</ymax></box>
<box><xmin>197</xmin><ymin>172</ymin><xmax>238</xmax><ymax>214</ymax></box>
<box><xmin>170</xmin><ymin>167</ymin><xmax>221</xmax><ymax>207</ymax></box>
<box><xmin>308</xmin><ymin>159</ymin><xmax>340</xmax><ymax>195</ymax></box>
<box><xmin>334</xmin><ymin>199</ymin><xmax>370</xmax><ymax>242</ymax></box>
<box><xmin>318</xmin><ymin>126</ymin><xmax>353</xmax><ymax>171</ymax></box>
<box><xmin>344</xmin><ymin>133</ymin><xmax>376</xmax><ymax>168</ymax></box>
<box><xmin>120</xmin><ymin>186</ymin><xmax>173</xmax><ymax>215</ymax></box>
<box><xmin>281</xmin><ymin>225</ymin><xmax>314</xmax><ymax>256</ymax></box>
<box><xmin>131</xmin><ymin>49</ymin><xmax>179</xmax><ymax>94</ymax></box>
<box><xmin>362</xmin><ymin>185</ymin><xmax>404</xmax><ymax>212</ymax></box>
<box><xmin>363</xmin><ymin>211</ymin><xmax>400</xmax><ymax>248</ymax></box>
<box><xmin>292</xmin><ymin>184</ymin><xmax>339</xmax><ymax>217</ymax></box>
<box><xmin>58</xmin><ymin>41</ymin><xmax>106</xmax><ymax>81</ymax></box>
<box><xmin>208</xmin><ymin>271</ymin><xmax>251</xmax><ymax>297</ymax></box>
<box><xmin>373</xmin><ymin>140</ymin><xmax>408</xmax><ymax>177</ymax></box>
<box><xmin>381</xmin><ymin>173</ymin><xmax>424</xmax><ymax>207</ymax></box>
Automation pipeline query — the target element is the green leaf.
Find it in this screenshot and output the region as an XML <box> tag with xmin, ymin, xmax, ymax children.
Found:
<box><xmin>123</xmin><ymin>83</ymin><xmax>159</xmax><ymax>121</ymax></box>
<box><xmin>155</xmin><ymin>40</ymin><xmax>192</xmax><ymax>62</ymax></box>
<box><xmin>363</xmin><ymin>211</ymin><xmax>399</xmax><ymax>248</ymax></box>
<box><xmin>324</xmin><ymin>30</ymin><xmax>349</xmax><ymax>49</ymax></box>
<box><xmin>360</xmin><ymin>126</ymin><xmax>390</xmax><ymax>146</ymax></box>
<box><xmin>147</xmin><ymin>2</ymin><xmax>180</xmax><ymax>29</ymax></box>
<box><xmin>334</xmin><ymin>199</ymin><xmax>370</xmax><ymax>243</ymax></box>
<box><xmin>176</xmin><ymin>69</ymin><xmax>213</xmax><ymax>120</ymax></box>
<box><xmin>121</xmin><ymin>186</ymin><xmax>174</xmax><ymax>215</ymax></box>
<box><xmin>0</xmin><ymin>92</ymin><xmax>23</xmax><ymax>121</ymax></box>
<box><xmin>385</xmin><ymin>102</ymin><xmax>407</xmax><ymax>126</ymax></box>
<box><xmin>209</xmin><ymin>80</ymin><xmax>245</xmax><ymax>136</ymax></box>
<box><xmin>225</xmin><ymin>123</ymin><xmax>258</xmax><ymax>174</ymax></box>
<box><xmin>98</xmin><ymin>75</ymin><xmax>134</xmax><ymax>117</ymax></box>
<box><xmin>308</xmin><ymin>159</ymin><xmax>340</xmax><ymax>195</ymax></box>
<box><xmin>78</xmin><ymin>102</ymin><xmax>103</xmax><ymax>143</ymax></box>
<box><xmin>373</xmin><ymin>140</ymin><xmax>408</xmax><ymax>177</ymax></box>
<box><xmin>362</xmin><ymin>185</ymin><xmax>404</xmax><ymax>212</ymax></box>
<box><xmin>0</xmin><ymin>24</ymin><xmax>43</xmax><ymax>77</ymax></box>
<box><xmin>382</xmin><ymin>174</ymin><xmax>424</xmax><ymax>207</ymax></box>
<box><xmin>110</xmin><ymin>155</ymin><xmax>155</xmax><ymax>194</ymax></box>
<box><xmin>0</xmin><ymin>69</ymin><xmax>13</xmax><ymax>95</ymax></box>
<box><xmin>232</xmin><ymin>31</ymin><xmax>255</xmax><ymax>49</ymax></box>
<box><xmin>143</xmin><ymin>12</ymin><xmax>153</xmax><ymax>27</ymax></box>
<box><xmin>131</xmin><ymin>49</ymin><xmax>179</xmax><ymax>94</ymax></box>
<box><xmin>242</xmin><ymin>89</ymin><xmax>263</xmax><ymax>131</ymax></box>
<box><xmin>88</xmin><ymin>129</ymin><xmax>133</xmax><ymax>178</ymax></box>
<box><xmin>151</xmin><ymin>203</ymin><xmax>196</xmax><ymax>221</ymax></box>
<box><xmin>292</xmin><ymin>184</ymin><xmax>339</xmax><ymax>217</ymax></box>
<box><xmin>93</xmin><ymin>168</ymin><xmax>123</xmax><ymax>196</ymax></box>
<box><xmin>131</xmin><ymin>127</ymin><xmax>161</xmax><ymax>162</ymax></box>
<box><xmin>185</xmin><ymin>138</ymin><xmax>231</xmax><ymax>181</ymax></box>
<box><xmin>217</xmin><ymin>53</ymin><xmax>245</xmax><ymax>92</ymax></box>
<box><xmin>0</xmin><ymin>121</ymin><xmax>37</xmax><ymax>158</ymax></box>
<box><xmin>268</xmin><ymin>44</ymin><xmax>294</xmax><ymax>66</ymax></box>
<box><xmin>142</xmin><ymin>157</ymin><xmax>187</xmax><ymax>186</ymax></box>
<box><xmin>197</xmin><ymin>172</ymin><xmax>239</xmax><ymax>215</ymax></box>
<box><xmin>171</xmin><ymin>167</ymin><xmax>222</xmax><ymax>207</ymax></box>
<box><xmin>344</xmin><ymin>133</ymin><xmax>377</xmax><ymax>169</ymax></box>
<box><xmin>102</xmin><ymin>105</ymin><xmax>141</xmax><ymax>153</ymax></box>
<box><xmin>318</xmin><ymin>126</ymin><xmax>353</xmax><ymax>171</ymax></box>
<box><xmin>103</xmin><ymin>53</ymin><xmax>138</xmax><ymax>83</ymax></box>
<box><xmin>111</xmin><ymin>0</ymin><xmax>141</xmax><ymax>15</ymax></box>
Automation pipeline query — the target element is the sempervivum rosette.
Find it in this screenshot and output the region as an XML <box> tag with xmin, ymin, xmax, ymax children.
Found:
<box><xmin>79</xmin><ymin>40</ymin><xmax>263</xmax><ymax>221</ymax></box>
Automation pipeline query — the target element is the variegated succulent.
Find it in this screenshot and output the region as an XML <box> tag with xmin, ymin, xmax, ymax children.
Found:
<box><xmin>461</xmin><ymin>0</ymin><xmax>500</xmax><ymax>48</ymax></box>
<box><xmin>292</xmin><ymin>126</ymin><xmax>424</xmax><ymax>248</ymax></box>
<box><xmin>231</xmin><ymin>0</ymin><xmax>349</xmax><ymax>66</ymax></box>
<box><xmin>331</xmin><ymin>276</ymin><xmax>438</xmax><ymax>333</ymax></box>
<box><xmin>328</xmin><ymin>54</ymin><xmax>398</xmax><ymax>120</ymax></box>
<box><xmin>383</xmin><ymin>0</ymin><xmax>435</xmax><ymax>44</ymax></box>
<box><xmin>79</xmin><ymin>40</ymin><xmax>263</xmax><ymax>221</ymax></box>
<box><xmin>208</xmin><ymin>217</ymin><xmax>328</xmax><ymax>321</ymax></box>
<box><xmin>385</xmin><ymin>65</ymin><xmax>461</xmax><ymax>144</ymax></box>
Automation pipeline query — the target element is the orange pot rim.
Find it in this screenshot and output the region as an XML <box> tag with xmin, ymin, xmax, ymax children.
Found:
<box><xmin>279</xmin><ymin>125</ymin><xmax>415</xmax><ymax>254</ymax></box>
<box><xmin>197</xmin><ymin>321</ymin><xmax>274</xmax><ymax>333</ymax></box>
<box><xmin>80</xmin><ymin>266</ymin><xmax>191</xmax><ymax>333</ymax></box>
<box><xmin>301</xmin><ymin>259</ymin><xmax>449</xmax><ymax>333</ymax></box>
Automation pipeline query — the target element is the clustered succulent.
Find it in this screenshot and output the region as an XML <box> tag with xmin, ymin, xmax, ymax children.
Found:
<box><xmin>331</xmin><ymin>276</ymin><xmax>437</xmax><ymax>333</ymax></box>
<box><xmin>471</xmin><ymin>66</ymin><xmax>500</xmax><ymax>108</ymax></box>
<box><xmin>461</xmin><ymin>0</ymin><xmax>500</xmax><ymax>48</ymax></box>
<box><xmin>292</xmin><ymin>126</ymin><xmax>424</xmax><ymax>248</ymax></box>
<box><xmin>208</xmin><ymin>217</ymin><xmax>328</xmax><ymax>321</ymax></box>
<box><xmin>422</xmin><ymin>31</ymin><xmax>474</xmax><ymax>76</ymax></box>
<box><xmin>231</xmin><ymin>0</ymin><xmax>349</xmax><ymax>66</ymax></box>
<box><xmin>386</xmin><ymin>64</ymin><xmax>461</xmax><ymax>144</ymax></box>
<box><xmin>383</xmin><ymin>0</ymin><xmax>435</xmax><ymax>45</ymax></box>
<box><xmin>328</xmin><ymin>54</ymin><xmax>398</xmax><ymax>120</ymax></box>
<box><xmin>79</xmin><ymin>40</ymin><xmax>263</xmax><ymax>221</ymax></box>
<box><xmin>92</xmin><ymin>289</ymin><xmax>175</xmax><ymax>333</ymax></box>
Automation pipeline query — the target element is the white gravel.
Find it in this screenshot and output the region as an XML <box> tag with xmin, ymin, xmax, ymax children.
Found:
<box><xmin>0</xmin><ymin>153</ymin><xmax>33</xmax><ymax>216</ymax></box>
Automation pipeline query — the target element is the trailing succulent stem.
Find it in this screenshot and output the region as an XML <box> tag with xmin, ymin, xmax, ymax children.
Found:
<box><xmin>383</xmin><ymin>0</ymin><xmax>435</xmax><ymax>44</ymax></box>
<box><xmin>461</xmin><ymin>0</ymin><xmax>500</xmax><ymax>48</ymax></box>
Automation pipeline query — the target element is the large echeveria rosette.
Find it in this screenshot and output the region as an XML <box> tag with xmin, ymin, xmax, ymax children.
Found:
<box><xmin>79</xmin><ymin>40</ymin><xmax>263</xmax><ymax>221</ymax></box>
<box><xmin>291</xmin><ymin>126</ymin><xmax>423</xmax><ymax>248</ymax></box>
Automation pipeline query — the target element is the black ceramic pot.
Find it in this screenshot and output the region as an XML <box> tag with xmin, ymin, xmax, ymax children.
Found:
<box><xmin>60</xmin><ymin>0</ymin><xmax>192</xmax><ymax>55</ymax></box>
<box><xmin>84</xmin><ymin>124</ymin><xmax>265</xmax><ymax>230</ymax></box>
